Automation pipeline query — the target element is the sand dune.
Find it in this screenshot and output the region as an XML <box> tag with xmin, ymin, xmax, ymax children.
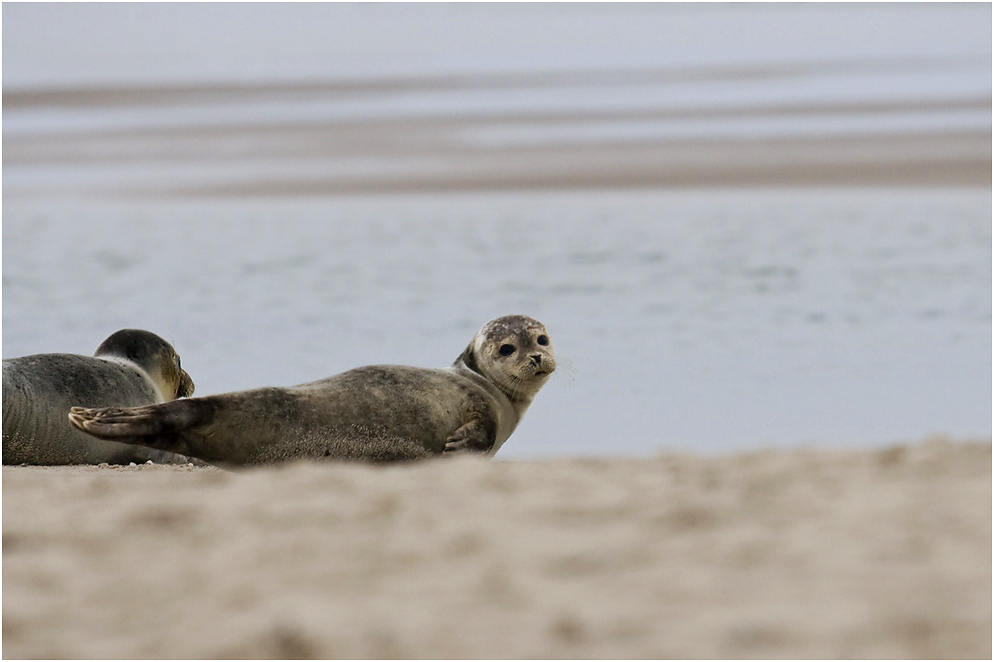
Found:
<box><xmin>3</xmin><ymin>439</ymin><xmax>989</xmax><ymax>659</ymax></box>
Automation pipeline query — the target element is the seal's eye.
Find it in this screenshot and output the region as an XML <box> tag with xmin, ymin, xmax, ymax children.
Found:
<box><xmin>499</xmin><ymin>344</ymin><xmax>516</xmax><ymax>356</ymax></box>
<box><xmin>537</xmin><ymin>335</ymin><xmax>549</xmax><ymax>346</ymax></box>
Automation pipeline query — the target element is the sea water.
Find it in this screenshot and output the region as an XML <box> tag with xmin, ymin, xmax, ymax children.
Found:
<box><xmin>3</xmin><ymin>190</ymin><xmax>990</xmax><ymax>457</ymax></box>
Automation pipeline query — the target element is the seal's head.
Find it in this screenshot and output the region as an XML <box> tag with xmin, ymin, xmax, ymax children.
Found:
<box><xmin>456</xmin><ymin>315</ymin><xmax>556</xmax><ymax>402</ymax></box>
<box><xmin>94</xmin><ymin>329</ymin><xmax>195</xmax><ymax>400</ymax></box>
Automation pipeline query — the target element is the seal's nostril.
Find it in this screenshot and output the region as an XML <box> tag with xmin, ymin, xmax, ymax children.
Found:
<box><xmin>530</xmin><ymin>354</ymin><xmax>542</xmax><ymax>366</ymax></box>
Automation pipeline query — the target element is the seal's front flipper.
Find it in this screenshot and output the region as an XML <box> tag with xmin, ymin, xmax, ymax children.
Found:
<box><xmin>443</xmin><ymin>417</ymin><xmax>495</xmax><ymax>454</ymax></box>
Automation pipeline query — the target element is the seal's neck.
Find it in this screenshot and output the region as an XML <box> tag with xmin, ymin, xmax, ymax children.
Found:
<box><xmin>98</xmin><ymin>355</ymin><xmax>169</xmax><ymax>403</ymax></box>
<box><xmin>452</xmin><ymin>350</ymin><xmax>536</xmax><ymax>411</ymax></box>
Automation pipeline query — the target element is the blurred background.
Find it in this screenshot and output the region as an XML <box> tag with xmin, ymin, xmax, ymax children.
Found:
<box><xmin>3</xmin><ymin>3</ymin><xmax>991</xmax><ymax>457</ymax></box>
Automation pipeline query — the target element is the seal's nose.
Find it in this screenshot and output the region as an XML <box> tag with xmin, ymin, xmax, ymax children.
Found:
<box><xmin>530</xmin><ymin>354</ymin><xmax>543</xmax><ymax>367</ymax></box>
<box><xmin>179</xmin><ymin>371</ymin><xmax>195</xmax><ymax>398</ymax></box>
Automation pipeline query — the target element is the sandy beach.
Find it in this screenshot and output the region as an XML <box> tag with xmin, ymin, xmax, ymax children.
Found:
<box><xmin>3</xmin><ymin>439</ymin><xmax>990</xmax><ymax>659</ymax></box>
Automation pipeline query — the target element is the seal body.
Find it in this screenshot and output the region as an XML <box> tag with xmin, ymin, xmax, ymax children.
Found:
<box><xmin>3</xmin><ymin>329</ymin><xmax>195</xmax><ymax>465</ymax></box>
<box><xmin>69</xmin><ymin>315</ymin><xmax>555</xmax><ymax>466</ymax></box>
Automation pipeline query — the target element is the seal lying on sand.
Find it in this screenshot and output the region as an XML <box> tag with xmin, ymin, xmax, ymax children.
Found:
<box><xmin>69</xmin><ymin>315</ymin><xmax>555</xmax><ymax>466</ymax></box>
<box><xmin>3</xmin><ymin>329</ymin><xmax>195</xmax><ymax>465</ymax></box>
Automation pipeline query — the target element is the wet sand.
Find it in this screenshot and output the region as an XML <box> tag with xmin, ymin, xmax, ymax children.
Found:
<box><xmin>3</xmin><ymin>439</ymin><xmax>990</xmax><ymax>659</ymax></box>
<box><xmin>3</xmin><ymin>78</ymin><xmax>990</xmax><ymax>199</ymax></box>
<box><xmin>4</xmin><ymin>122</ymin><xmax>990</xmax><ymax>197</ymax></box>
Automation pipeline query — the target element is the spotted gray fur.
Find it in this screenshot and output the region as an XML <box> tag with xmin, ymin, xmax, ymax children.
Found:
<box><xmin>68</xmin><ymin>316</ymin><xmax>555</xmax><ymax>466</ymax></box>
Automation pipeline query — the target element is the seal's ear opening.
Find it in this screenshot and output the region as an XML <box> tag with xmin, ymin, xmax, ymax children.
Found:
<box><xmin>456</xmin><ymin>342</ymin><xmax>482</xmax><ymax>375</ymax></box>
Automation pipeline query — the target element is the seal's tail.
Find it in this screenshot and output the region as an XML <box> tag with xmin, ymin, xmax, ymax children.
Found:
<box><xmin>68</xmin><ymin>399</ymin><xmax>214</xmax><ymax>457</ymax></box>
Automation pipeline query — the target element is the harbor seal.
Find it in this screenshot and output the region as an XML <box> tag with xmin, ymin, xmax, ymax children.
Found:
<box><xmin>3</xmin><ymin>329</ymin><xmax>195</xmax><ymax>465</ymax></box>
<box><xmin>68</xmin><ymin>315</ymin><xmax>555</xmax><ymax>466</ymax></box>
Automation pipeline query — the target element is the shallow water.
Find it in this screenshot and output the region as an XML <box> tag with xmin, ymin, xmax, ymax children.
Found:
<box><xmin>3</xmin><ymin>190</ymin><xmax>990</xmax><ymax>457</ymax></box>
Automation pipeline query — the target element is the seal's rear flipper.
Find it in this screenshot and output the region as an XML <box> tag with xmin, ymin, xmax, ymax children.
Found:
<box><xmin>68</xmin><ymin>399</ymin><xmax>214</xmax><ymax>456</ymax></box>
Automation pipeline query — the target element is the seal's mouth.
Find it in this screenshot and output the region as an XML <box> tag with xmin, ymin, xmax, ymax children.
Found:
<box><xmin>523</xmin><ymin>369</ymin><xmax>554</xmax><ymax>382</ymax></box>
